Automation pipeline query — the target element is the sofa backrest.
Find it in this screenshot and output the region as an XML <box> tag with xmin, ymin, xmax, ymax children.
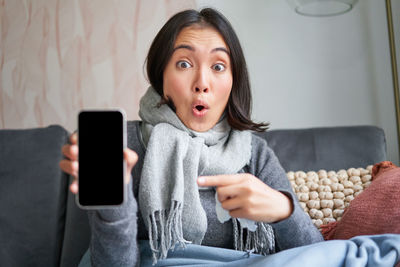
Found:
<box><xmin>0</xmin><ymin>125</ymin><xmax>70</xmax><ymax>267</ymax></box>
<box><xmin>257</xmin><ymin>125</ymin><xmax>387</xmax><ymax>172</ymax></box>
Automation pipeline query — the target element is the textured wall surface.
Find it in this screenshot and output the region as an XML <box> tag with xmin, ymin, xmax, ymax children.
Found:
<box><xmin>0</xmin><ymin>0</ymin><xmax>195</xmax><ymax>132</ymax></box>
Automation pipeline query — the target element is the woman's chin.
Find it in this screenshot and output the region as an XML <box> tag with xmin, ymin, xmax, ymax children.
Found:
<box><xmin>184</xmin><ymin>120</ymin><xmax>214</xmax><ymax>133</ymax></box>
<box><xmin>189</xmin><ymin>124</ymin><xmax>212</xmax><ymax>132</ymax></box>
<box><xmin>177</xmin><ymin>111</ymin><xmax>219</xmax><ymax>132</ymax></box>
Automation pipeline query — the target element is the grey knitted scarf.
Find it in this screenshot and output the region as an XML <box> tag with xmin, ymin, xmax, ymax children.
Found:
<box><xmin>138</xmin><ymin>87</ymin><xmax>275</xmax><ymax>264</ymax></box>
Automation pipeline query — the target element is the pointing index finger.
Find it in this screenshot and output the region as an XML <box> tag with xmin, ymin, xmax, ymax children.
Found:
<box><xmin>197</xmin><ymin>174</ymin><xmax>242</xmax><ymax>187</ymax></box>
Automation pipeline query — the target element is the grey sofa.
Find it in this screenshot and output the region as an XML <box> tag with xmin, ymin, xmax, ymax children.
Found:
<box><xmin>0</xmin><ymin>121</ymin><xmax>387</xmax><ymax>267</ymax></box>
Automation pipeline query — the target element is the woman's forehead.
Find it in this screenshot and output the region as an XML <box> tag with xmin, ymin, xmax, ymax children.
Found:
<box><xmin>174</xmin><ymin>26</ymin><xmax>229</xmax><ymax>52</ymax></box>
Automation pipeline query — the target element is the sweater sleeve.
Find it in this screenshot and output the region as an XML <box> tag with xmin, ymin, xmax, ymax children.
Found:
<box><xmin>253</xmin><ymin>137</ymin><xmax>324</xmax><ymax>251</ymax></box>
<box><xmin>87</xmin><ymin>179</ymin><xmax>139</xmax><ymax>267</ymax></box>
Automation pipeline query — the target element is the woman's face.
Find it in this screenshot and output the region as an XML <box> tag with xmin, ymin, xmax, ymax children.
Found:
<box><xmin>163</xmin><ymin>26</ymin><xmax>233</xmax><ymax>132</ymax></box>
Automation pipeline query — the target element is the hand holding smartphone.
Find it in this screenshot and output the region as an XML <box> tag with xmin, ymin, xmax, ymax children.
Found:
<box><xmin>77</xmin><ymin>109</ymin><xmax>127</xmax><ymax>209</ymax></box>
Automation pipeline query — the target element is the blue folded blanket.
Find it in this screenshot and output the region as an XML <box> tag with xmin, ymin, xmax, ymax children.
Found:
<box><xmin>139</xmin><ymin>234</ymin><xmax>400</xmax><ymax>267</ymax></box>
<box><xmin>79</xmin><ymin>234</ymin><xmax>400</xmax><ymax>266</ymax></box>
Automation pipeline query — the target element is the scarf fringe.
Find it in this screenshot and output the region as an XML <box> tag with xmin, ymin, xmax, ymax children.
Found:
<box><xmin>147</xmin><ymin>200</ymin><xmax>191</xmax><ymax>265</ymax></box>
<box><xmin>233</xmin><ymin>219</ymin><xmax>275</xmax><ymax>256</ymax></box>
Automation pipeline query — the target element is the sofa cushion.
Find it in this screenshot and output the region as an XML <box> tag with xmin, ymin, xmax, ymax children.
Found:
<box><xmin>321</xmin><ymin>161</ymin><xmax>400</xmax><ymax>239</ymax></box>
<box><xmin>0</xmin><ymin>125</ymin><xmax>69</xmax><ymax>266</ymax></box>
<box><xmin>287</xmin><ymin>165</ymin><xmax>373</xmax><ymax>229</ymax></box>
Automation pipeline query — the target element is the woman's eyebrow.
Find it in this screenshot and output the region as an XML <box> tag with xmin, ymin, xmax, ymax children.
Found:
<box><xmin>211</xmin><ymin>47</ymin><xmax>230</xmax><ymax>55</ymax></box>
<box><xmin>173</xmin><ymin>45</ymin><xmax>230</xmax><ymax>55</ymax></box>
<box><xmin>173</xmin><ymin>44</ymin><xmax>194</xmax><ymax>52</ymax></box>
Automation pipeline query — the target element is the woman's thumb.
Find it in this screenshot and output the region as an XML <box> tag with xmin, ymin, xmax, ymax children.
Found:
<box><xmin>124</xmin><ymin>148</ymin><xmax>138</xmax><ymax>171</ymax></box>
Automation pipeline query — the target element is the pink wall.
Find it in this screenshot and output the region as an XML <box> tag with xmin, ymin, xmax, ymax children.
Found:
<box><xmin>0</xmin><ymin>0</ymin><xmax>195</xmax><ymax>131</ymax></box>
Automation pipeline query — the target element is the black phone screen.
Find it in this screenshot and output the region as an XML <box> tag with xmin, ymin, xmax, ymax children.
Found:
<box><xmin>78</xmin><ymin>110</ymin><xmax>125</xmax><ymax>207</ymax></box>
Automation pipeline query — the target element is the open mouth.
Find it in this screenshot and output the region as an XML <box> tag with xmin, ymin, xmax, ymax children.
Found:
<box><xmin>195</xmin><ymin>105</ymin><xmax>205</xmax><ymax>111</ymax></box>
<box><xmin>192</xmin><ymin>101</ymin><xmax>209</xmax><ymax>117</ymax></box>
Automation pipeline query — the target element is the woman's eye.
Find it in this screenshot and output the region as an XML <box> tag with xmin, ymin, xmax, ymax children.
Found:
<box><xmin>177</xmin><ymin>61</ymin><xmax>191</xmax><ymax>69</ymax></box>
<box><xmin>212</xmin><ymin>63</ymin><xmax>225</xmax><ymax>72</ymax></box>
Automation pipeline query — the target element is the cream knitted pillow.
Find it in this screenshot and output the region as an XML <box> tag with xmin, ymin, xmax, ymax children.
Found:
<box><xmin>287</xmin><ymin>166</ymin><xmax>373</xmax><ymax>229</ymax></box>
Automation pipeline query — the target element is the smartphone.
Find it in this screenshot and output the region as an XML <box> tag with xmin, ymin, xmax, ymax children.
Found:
<box><xmin>77</xmin><ymin>109</ymin><xmax>127</xmax><ymax>209</ymax></box>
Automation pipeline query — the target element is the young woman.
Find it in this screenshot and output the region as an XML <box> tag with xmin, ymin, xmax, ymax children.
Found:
<box><xmin>60</xmin><ymin>8</ymin><xmax>323</xmax><ymax>266</ymax></box>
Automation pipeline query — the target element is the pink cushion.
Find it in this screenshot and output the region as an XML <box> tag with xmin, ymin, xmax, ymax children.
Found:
<box><xmin>321</xmin><ymin>161</ymin><xmax>400</xmax><ymax>240</ymax></box>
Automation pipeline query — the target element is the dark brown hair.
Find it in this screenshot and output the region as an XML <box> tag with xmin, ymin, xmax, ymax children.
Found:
<box><xmin>146</xmin><ymin>8</ymin><xmax>268</xmax><ymax>132</ymax></box>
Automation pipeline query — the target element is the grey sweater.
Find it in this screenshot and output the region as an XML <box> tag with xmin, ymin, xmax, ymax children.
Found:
<box><xmin>87</xmin><ymin>121</ymin><xmax>323</xmax><ymax>266</ymax></box>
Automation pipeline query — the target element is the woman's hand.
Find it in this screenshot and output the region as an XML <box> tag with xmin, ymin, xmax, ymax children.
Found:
<box><xmin>198</xmin><ymin>174</ymin><xmax>293</xmax><ymax>223</ymax></box>
<box><xmin>59</xmin><ymin>132</ymin><xmax>138</xmax><ymax>194</ymax></box>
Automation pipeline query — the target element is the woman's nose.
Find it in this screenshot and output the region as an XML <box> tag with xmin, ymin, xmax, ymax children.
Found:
<box><xmin>193</xmin><ymin>68</ymin><xmax>209</xmax><ymax>93</ymax></box>
<box><xmin>195</xmin><ymin>87</ymin><xmax>208</xmax><ymax>93</ymax></box>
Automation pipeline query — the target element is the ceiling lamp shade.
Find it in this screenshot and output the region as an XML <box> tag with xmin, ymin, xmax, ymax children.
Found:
<box><xmin>286</xmin><ymin>0</ymin><xmax>358</xmax><ymax>17</ymax></box>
